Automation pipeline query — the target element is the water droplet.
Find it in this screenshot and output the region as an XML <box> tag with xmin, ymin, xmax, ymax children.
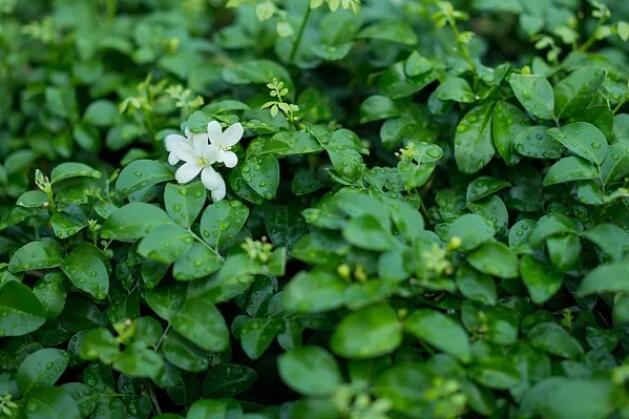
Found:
<box><xmin>591</xmin><ymin>142</ymin><xmax>601</xmax><ymax>149</ymax></box>
<box><xmin>173</xmin><ymin>204</ymin><xmax>182</xmax><ymax>212</ymax></box>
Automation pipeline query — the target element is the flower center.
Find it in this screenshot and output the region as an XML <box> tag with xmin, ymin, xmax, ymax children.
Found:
<box><xmin>197</xmin><ymin>157</ymin><xmax>209</xmax><ymax>167</ymax></box>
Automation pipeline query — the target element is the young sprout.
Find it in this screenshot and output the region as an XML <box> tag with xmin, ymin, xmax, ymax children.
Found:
<box><xmin>262</xmin><ymin>78</ymin><xmax>300</xmax><ymax>121</ymax></box>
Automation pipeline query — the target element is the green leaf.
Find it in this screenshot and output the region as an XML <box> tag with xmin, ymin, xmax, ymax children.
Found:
<box><xmin>492</xmin><ymin>101</ymin><xmax>527</xmax><ymax>165</ymax></box>
<box><xmin>405</xmin><ymin>51</ymin><xmax>433</xmax><ymax>76</ymax></box>
<box><xmin>101</xmin><ymin>203</ymin><xmax>174</xmax><ymax>242</ymax></box>
<box><xmin>137</xmin><ymin>224</ymin><xmax>195</xmax><ymax>264</ymax></box>
<box><xmin>50</xmin><ymin>212</ymin><xmax>87</xmax><ymax>239</ymax></box>
<box><xmin>17</xmin><ymin>348</ymin><xmax>68</xmax><ymax>395</ymax></box>
<box><xmin>115</xmin><ymin>159</ymin><xmax>174</xmax><ymax>196</ymax></box>
<box><xmin>199</xmin><ymin>199</ymin><xmax>249</xmax><ymax>249</ymax></box>
<box><xmin>468</xmin><ymin>241</ymin><xmax>519</xmax><ymax>278</ymax></box>
<box><xmin>240</xmin><ymin>155</ymin><xmax>280</xmax><ymax>200</ymax></box>
<box><xmin>577</xmin><ymin>262</ymin><xmax>629</xmax><ymax>296</ymax></box>
<box><xmin>145</xmin><ymin>283</ymin><xmax>186</xmax><ymax>321</ymax></box>
<box><xmin>359</xmin><ymin>95</ymin><xmax>399</xmax><ymax>123</ymax></box>
<box><xmin>60</xmin><ymin>383</ymin><xmax>97</xmax><ymax>418</ymax></box>
<box><xmin>33</xmin><ymin>272</ymin><xmax>67</xmax><ymax>318</ymax></box>
<box><xmin>79</xmin><ymin>328</ymin><xmax>120</xmax><ymax>363</ymax></box>
<box><xmin>83</xmin><ymin>100</ymin><xmax>118</xmax><ymax>127</ymax></box>
<box><xmin>238</xmin><ymin>317</ymin><xmax>283</xmax><ymax>360</ymax></box>
<box><xmin>23</xmin><ymin>387</ymin><xmax>81</xmax><ymax>419</ymax></box>
<box><xmin>162</xmin><ymin>331</ymin><xmax>209</xmax><ymax>372</ymax></box>
<box><xmin>509</xmin><ymin>73</ymin><xmax>555</xmax><ymax>120</ymax></box>
<box><xmin>529</xmin><ymin>213</ymin><xmax>577</xmax><ymax>247</ymax></box>
<box><xmin>284</xmin><ymin>269</ymin><xmax>347</xmax><ymax>313</ymax></box>
<box><xmin>455</xmin><ymin>265</ymin><xmax>496</xmax><ymax>306</ymax></box>
<box><xmin>519</xmin><ymin>255</ymin><xmax>563</xmax><ymax>304</ymax></box>
<box><xmin>454</xmin><ymin>103</ymin><xmax>495</xmax><ymax>174</ymax></box>
<box><xmin>173</xmin><ymin>242</ymin><xmax>223</xmax><ymax>281</ymax></box>
<box><xmin>186</xmin><ymin>399</ymin><xmax>242</xmax><ymax>419</ymax></box>
<box><xmin>527</xmin><ymin>322</ymin><xmax>583</xmax><ymax>358</ymax></box>
<box><xmin>50</xmin><ymin>162</ymin><xmax>101</xmax><ymax>185</ymax></box>
<box><xmin>330</xmin><ymin>303</ymin><xmax>402</xmax><ymax>358</ymax></box>
<box><xmin>16</xmin><ymin>190</ymin><xmax>49</xmax><ymax>208</ymax></box>
<box><xmin>202</xmin><ymin>363</ymin><xmax>257</xmax><ymax>397</ymax></box>
<box><xmin>466</xmin><ymin>176</ymin><xmax>511</xmax><ymax>202</ymax></box>
<box><xmin>543</xmin><ymin>156</ymin><xmax>599</xmax><ymax>186</ymax></box>
<box><xmin>0</xmin><ymin>281</ymin><xmax>46</xmax><ymax>337</ymax></box>
<box><xmin>435</xmin><ymin>77</ymin><xmax>475</xmax><ymax>103</ymax></box>
<box><xmin>553</xmin><ymin>67</ymin><xmax>606</xmax><ymax>118</ymax></box>
<box><xmin>513</xmin><ymin>125</ymin><xmax>563</xmax><ymax>159</ymax></box>
<box><xmin>547</xmin><ymin>234</ymin><xmax>581</xmax><ymax>272</ymax></box>
<box><xmin>62</xmin><ymin>244</ymin><xmax>109</xmax><ymax>300</ymax></box>
<box><xmin>45</xmin><ymin>86</ymin><xmax>78</xmax><ymax>120</ymax></box>
<box><xmin>112</xmin><ymin>341</ymin><xmax>164</xmax><ymax>378</ymax></box>
<box><xmin>600</xmin><ymin>142</ymin><xmax>629</xmax><ymax>183</ymax></box>
<box><xmin>405</xmin><ymin>309</ymin><xmax>471</xmax><ymax>363</ymax></box>
<box><xmin>164</xmin><ymin>182</ymin><xmax>207</xmax><ymax>228</ymax></box>
<box><xmin>278</xmin><ymin>346</ymin><xmax>342</xmax><ymax>396</ymax></box>
<box><xmin>325</xmin><ymin>129</ymin><xmax>364</xmax><ymax>182</ymax></box>
<box><xmin>222</xmin><ymin>59</ymin><xmax>292</xmax><ymax>87</ymax></box>
<box><xmin>520</xmin><ymin>377</ymin><xmax>613</xmax><ymax>419</ymax></box>
<box><xmin>8</xmin><ymin>240</ymin><xmax>63</xmax><ymax>273</ymax></box>
<box><xmin>447</xmin><ymin>213</ymin><xmax>495</xmax><ymax>251</ymax></box>
<box><xmin>358</xmin><ymin>21</ymin><xmax>418</xmax><ymax>45</ymax></box>
<box><xmin>343</xmin><ymin>214</ymin><xmax>396</xmax><ymax>251</ymax></box>
<box><xmin>171</xmin><ymin>295</ymin><xmax>229</xmax><ymax>352</ymax></box>
<box><xmin>547</xmin><ymin>122</ymin><xmax>608</xmax><ymax>165</ymax></box>
<box><xmin>582</xmin><ymin>224</ymin><xmax>629</xmax><ymax>261</ymax></box>
<box><xmin>469</xmin><ymin>356</ymin><xmax>521</xmax><ymax>390</ymax></box>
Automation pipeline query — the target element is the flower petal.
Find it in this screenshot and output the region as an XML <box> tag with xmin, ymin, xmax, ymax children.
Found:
<box><xmin>221</xmin><ymin>150</ymin><xmax>238</xmax><ymax>168</ymax></box>
<box><xmin>211</xmin><ymin>181</ymin><xmax>226</xmax><ymax>202</ymax></box>
<box><xmin>172</xmin><ymin>142</ymin><xmax>197</xmax><ymax>163</ymax></box>
<box><xmin>203</xmin><ymin>144</ymin><xmax>220</xmax><ymax>164</ymax></box>
<box><xmin>201</xmin><ymin>166</ymin><xmax>223</xmax><ymax>191</ymax></box>
<box><xmin>175</xmin><ymin>161</ymin><xmax>202</xmax><ymax>184</ymax></box>
<box><xmin>168</xmin><ymin>152</ymin><xmax>180</xmax><ymax>165</ymax></box>
<box><xmin>165</xmin><ymin>134</ymin><xmax>186</xmax><ymax>151</ymax></box>
<box><xmin>207</xmin><ymin>121</ymin><xmax>223</xmax><ymax>146</ymax></box>
<box><xmin>221</xmin><ymin>122</ymin><xmax>244</xmax><ymax>147</ymax></box>
<box><xmin>191</xmin><ymin>132</ymin><xmax>209</xmax><ymax>153</ymax></box>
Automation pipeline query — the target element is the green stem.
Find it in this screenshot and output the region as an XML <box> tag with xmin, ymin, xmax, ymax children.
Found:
<box><xmin>289</xmin><ymin>4</ymin><xmax>312</xmax><ymax>63</ymax></box>
<box><xmin>613</xmin><ymin>95</ymin><xmax>627</xmax><ymax>114</ymax></box>
<box><xmin>447</xmin><ymin>20</ymin><xmax>475</xmax><ymax>73</ymax></box>
<box><xmin>106</xmin><ymin>0</ymin><xmax>117</xmax><ymax>23</ymax></box>
<box><xmin>578</xmin><ymin>16</ymin><xmax>607</xmax><ymax>53</ymax></box>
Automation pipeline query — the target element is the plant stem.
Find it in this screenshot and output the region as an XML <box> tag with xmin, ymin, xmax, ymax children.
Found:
<box><xmin>289</xmin><ymin>4</ymin><xmax>312</xmax><ymax>63</ymax></box>
<box><xmin>106</xmin><ymin>0</ymin><xmax>117</xmax><ymax>23</ymax></box>
<box><xmin>447</xmin><ymin>20</ymin><xmax>475</xmax><ymax>72</ymax></box>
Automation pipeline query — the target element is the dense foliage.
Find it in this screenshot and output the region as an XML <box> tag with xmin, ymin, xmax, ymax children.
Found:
<box><xmin>1</xmin><ymin>0</ymin><xmax>629</xmax><ymax>417</ymax></box>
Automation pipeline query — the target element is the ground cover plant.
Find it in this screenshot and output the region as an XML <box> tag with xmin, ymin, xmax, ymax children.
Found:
<box><xmin>1</xmin><ymin>0</ymin><xmax>629</xmax><ymax>417</ymax></box>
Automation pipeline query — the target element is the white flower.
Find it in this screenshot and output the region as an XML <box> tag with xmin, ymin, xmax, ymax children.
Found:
<box><xmin>207</xmin><ymin>121</ymin><xmax>243</xmax><ymax>168</ymax></box>
<box><xmin>165</xmin><ymin>127</ymin><xmax>193</xmax><ymax>165</ymax></box>
<box><xmin>167</xmin><ymin>130</ymin><xmax>227</xmax><ymax>202</ymax></box>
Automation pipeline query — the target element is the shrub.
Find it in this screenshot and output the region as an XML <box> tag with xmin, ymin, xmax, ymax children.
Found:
<box><xmin>1</xmin><ymin>0</ymin><xmax>628</xmax><ymax>418</ymax></box>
